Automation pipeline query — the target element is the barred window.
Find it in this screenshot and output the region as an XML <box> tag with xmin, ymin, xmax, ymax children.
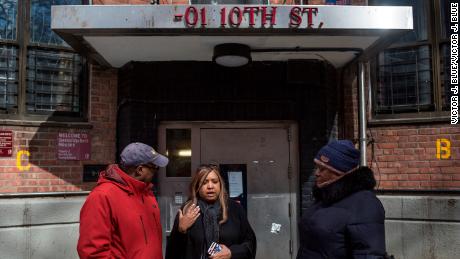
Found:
<box><xmin>30</xmin><ymin>0</ymin><xmax>78</xmax><ymax>46</ymax></box>
<box><xmin>0</xmin><ymin>0</ymin><xmax>86</xmax><ymax>117</ymax></box>
<box><xmin>0</xmin><ymin>45</ymin><xmax>18</xmax><ymax>111</ymax></box>
<box><xmin>0</xmin><ymin>1</ymin><xmax>17</xmax><ymax>41</ymax></box>
<box><xmin>440</xmin><ymin>0</ymin><xmax>452</xmax><ymax>111</ymax></box>
<box><xmin>27</xmin><ymin>0</ymin><xmax>83</xmax><ymax>115</ymax></box>
<box><xmin>370</xmin><ymin>0</ymin><xmax>449</xmax><ymax>118</ymax></box>
<box><xmin>27</xmin><ymin>49</ymin><xmax>81</xmax><ymax>113</ymax></box>
<box><xmin>0</xmin><ymin>1</ymin><xmax>18</xmax><ymax>112</ymax></box>
<box><xmin>375</xmin><ymin>46</ymin><xmax>433</xmax><ymax>113</ymax></box>
<box><xmin>440</xmin><ymin>43</ymin><xmax>451</xmax><ymax>111</ymax></box>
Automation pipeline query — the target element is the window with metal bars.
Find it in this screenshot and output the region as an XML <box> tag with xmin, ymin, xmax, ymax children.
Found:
<box><xmin>439</xmin><ymin>0</ymin><xmax>453</xmax><ymax>112</ymax></box>
<box><xmin>0</xmin><ymin>1</ymin><xmax>16</xmax><ymax>41</ymax></box>
<box><xmin>27</xmin><ymin>49</ymin><xmax>81</xmax><ymax>113</ymax></box>
<box><xmin>0</xmin><ymin>45</ymin><xmax>18</xmax><ymax>112</ymax></box>
<box><xmin>370</xmin><ymin>0</ymin><xmax>450</xmax><ymax>118</ymax></box>
<box><xmin>375</xmin><ymin>46</ymin><xmax>433</xmax><ymax>113</ymax></box>
<box><xmin>0</xmin><ymin>0</ymin><xmax>86</xmax><ymax>117</ymax></box>
<box><xmin>0</xmin><ymin>1</ymin><xmax>18</xmax><ymax>112</ymax></box>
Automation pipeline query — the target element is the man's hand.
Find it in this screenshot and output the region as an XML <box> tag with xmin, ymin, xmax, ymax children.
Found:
<box><xmin>178</xmin><ymin>203</ymin><xmax>200</xmax><ymax>233</ymax></box>
<box><xmin>210</xmin><ymin>244</ymin><xmax>231</xmax><ymax>259</ymax></box>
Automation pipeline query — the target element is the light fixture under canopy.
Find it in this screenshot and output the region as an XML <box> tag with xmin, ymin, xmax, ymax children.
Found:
<box><xmin>213</xmin><ymin>43</ymin><xmax>252</xmax><ymax>67</ymax></box>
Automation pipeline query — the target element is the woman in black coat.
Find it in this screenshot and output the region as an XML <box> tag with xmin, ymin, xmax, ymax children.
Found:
<box><xmin>297</xmin><ymin>140</ymin><xmax>386</xmax><ymax>259</ymax></box>
<box><xmin>166</xmin><ymin>165</ymin><xmax>256</xmax><ymax>259</ymax></box>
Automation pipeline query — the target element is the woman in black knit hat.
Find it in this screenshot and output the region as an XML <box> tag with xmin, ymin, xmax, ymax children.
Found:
<box><xmin>296</xmin><ymin>140</ymin><xmax>386</xmax><ymax>259</ymax></box>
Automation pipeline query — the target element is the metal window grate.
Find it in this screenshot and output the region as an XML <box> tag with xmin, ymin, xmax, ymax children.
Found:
<box><xmin>440</xmin><ymin>0</ymin><xmax>450</xmax><ymax>39</ymax></box>
<box><xmin>374</xmin><ymin>46</ymin><xmax>434</xmax><ymax>114</ymax></box>
<box><xmin>0</xmin><ymin>45</ymin><xmax>18</xmax><ymax>111</ymax></box>
<box><xmin>26</xmin><ymin>48</ymin><xmax>81</xmax><ymax>114</ymax></box>
<box><xmin>440</xmin><ymin>43</ymin><xmax>453</xmax><ymax>111</ymax></box>
<box><xmin>0</xmin><ymin>0</ymin><xmax>17</xmax><ymax>41</ymax></box>
<box><xmin>30</xmin><ymin>0</ymin><xmax>82</xmax><ymax>46</ymax></box>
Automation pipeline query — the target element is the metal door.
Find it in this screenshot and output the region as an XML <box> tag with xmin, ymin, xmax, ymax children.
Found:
<box><xmin>201</xmin><ymin>128</ymin><xmax>295</xmax><ymax>259</ymax></box>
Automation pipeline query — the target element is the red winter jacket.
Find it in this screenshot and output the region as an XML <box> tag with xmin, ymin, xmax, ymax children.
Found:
<box><xmin>77</xmin><ymin>164</ymin><xmax>163</xmax><ymax>259</ymax></box>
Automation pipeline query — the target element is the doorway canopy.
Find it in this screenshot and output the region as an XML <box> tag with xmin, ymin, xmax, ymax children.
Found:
<box><xmin>51</xmin><ymin>4</ymin><xmax>413</xmax><ymax>68</ymax></box>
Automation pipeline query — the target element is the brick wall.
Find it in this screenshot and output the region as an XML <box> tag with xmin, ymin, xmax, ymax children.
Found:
<box><xmin>89</xmin><ymin>66</ymin><xmax>118</xmax><ymax>166</ymax></box>
<box><xmin>368</xmin><ymin>125</ymin><xmax>460</xmax><ymax>190</ymax></box>
<box><xmin>342</xmin><ymin>65</ymin><xmax>460</xmax><ymax>190</ymax></box>
<box><xmin>341</xmin><ymin>65</ymin><xmax>359</xmax><ymax>141</ymax></box>
<box><xmin>0</xmin><ymin>66</ymin><xmax>117</xmax><ymax>193</ymax></box>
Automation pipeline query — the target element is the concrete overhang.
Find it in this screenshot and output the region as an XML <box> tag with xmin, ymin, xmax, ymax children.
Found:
<box><xmin>51</xmin><ymin>4</ymin><xmax>413</xmax><ymax>68</ymax></box>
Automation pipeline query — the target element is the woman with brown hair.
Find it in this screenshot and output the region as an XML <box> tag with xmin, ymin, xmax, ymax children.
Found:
<box><xmin>165</xmin><ymin>165</ymin><xmax>256</xmax><ymax>259</ymax></box>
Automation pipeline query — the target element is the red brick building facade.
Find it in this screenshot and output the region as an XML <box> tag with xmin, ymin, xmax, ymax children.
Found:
<box><xmin>342</xmin><ymin>65</ymin><xmax>460</xmax><ymax>190</ymax></box>
<box><xmin>0</xmin><ymin>67</ymin><xmax>117</xmax><ymax>193</ymax></box>
<box><xmin>1</xmin><ymin>0</ymin><xmax>457</xmax><ymax>193</ymax></box>
<box><xmin>0</xmin><ymin>1</ymin><xmax>458</xmax><ymax>259</ymax></box>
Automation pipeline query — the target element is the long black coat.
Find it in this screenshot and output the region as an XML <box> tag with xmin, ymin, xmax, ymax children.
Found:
<box><xmin>297</xmin><ymin>167</ymin><xmax>386</xmax><ymax>259</ymax></box>
<box><xmin>166</xmin><ymin>199</ymin><xmax>256</xmax><ymax>259</ymax></box>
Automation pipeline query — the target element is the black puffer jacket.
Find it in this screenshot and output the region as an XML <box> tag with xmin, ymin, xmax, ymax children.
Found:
<box><xmin>296</xmin><ymin>167</ymin><xmax>386</xmax><ymax>259</ymax></box>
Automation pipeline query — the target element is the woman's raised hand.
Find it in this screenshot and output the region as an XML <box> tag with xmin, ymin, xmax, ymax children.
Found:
<box><xmin>178</xmin><ymin>203</ymin><xmax>200</xmax><ymax>233</ymax></box>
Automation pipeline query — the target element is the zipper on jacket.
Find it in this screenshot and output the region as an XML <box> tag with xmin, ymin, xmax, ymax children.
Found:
<box><xmin>140</xmin><ymin>216</ymin><xmax>148</xmax><ymax>244</ymax></box>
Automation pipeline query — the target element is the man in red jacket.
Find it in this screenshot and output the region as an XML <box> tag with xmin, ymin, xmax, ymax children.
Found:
<box><xmin>77</xmin><ymin>142</ymin><xmax>168</xmax><ymax>259</ymax></box>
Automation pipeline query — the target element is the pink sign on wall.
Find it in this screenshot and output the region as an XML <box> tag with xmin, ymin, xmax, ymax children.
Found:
<box><xmin>0</xmin><ymin>130</ymin><xmax>13</xmax><ymax>157</ymax></box>
<box><xmin>57</xmin><ymin>132</ymin><xmax>91</xmax><ymax>160</ymax></box>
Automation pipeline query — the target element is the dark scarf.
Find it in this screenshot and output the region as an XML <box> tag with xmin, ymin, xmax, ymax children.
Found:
<box><xmin>197</xmin><ymin>199</ymin><xmax>221</xmax><ymax>258</ymax></box>
<box><xmin>312</xmin><ymin>166</ymin><xmax>377</xmax><ymax>205</ymax></box>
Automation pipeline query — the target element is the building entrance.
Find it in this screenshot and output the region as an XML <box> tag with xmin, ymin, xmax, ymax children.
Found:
<box><xmin>158</xmin><ymin>122</ymin><xmax>298</xmax><ymax>259</ymax></box>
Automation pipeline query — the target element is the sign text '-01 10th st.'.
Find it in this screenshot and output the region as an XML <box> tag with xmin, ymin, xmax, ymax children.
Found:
<box><xmin>173</xmin><ymin>6</ymin><xmax>321</xmax><ymax>28</ymax></box>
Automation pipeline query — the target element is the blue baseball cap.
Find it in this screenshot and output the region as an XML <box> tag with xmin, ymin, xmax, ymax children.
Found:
<box><xmin>120</xmin><ymin>142</ymin><xmax>169</xmax><ymax>167</ymax></box>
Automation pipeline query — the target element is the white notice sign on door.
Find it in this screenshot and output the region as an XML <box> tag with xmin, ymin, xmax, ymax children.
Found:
<box><xmin>228</xmin><ymin>171</ymin><xmax>243</xmax><ymax>198</ymax></box>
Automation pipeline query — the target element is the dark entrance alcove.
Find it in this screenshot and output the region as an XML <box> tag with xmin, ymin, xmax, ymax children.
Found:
<box><xmin>117</xmin><ymin>60</ymin><xmax>339</xmax><ymax>212</ymax></box>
